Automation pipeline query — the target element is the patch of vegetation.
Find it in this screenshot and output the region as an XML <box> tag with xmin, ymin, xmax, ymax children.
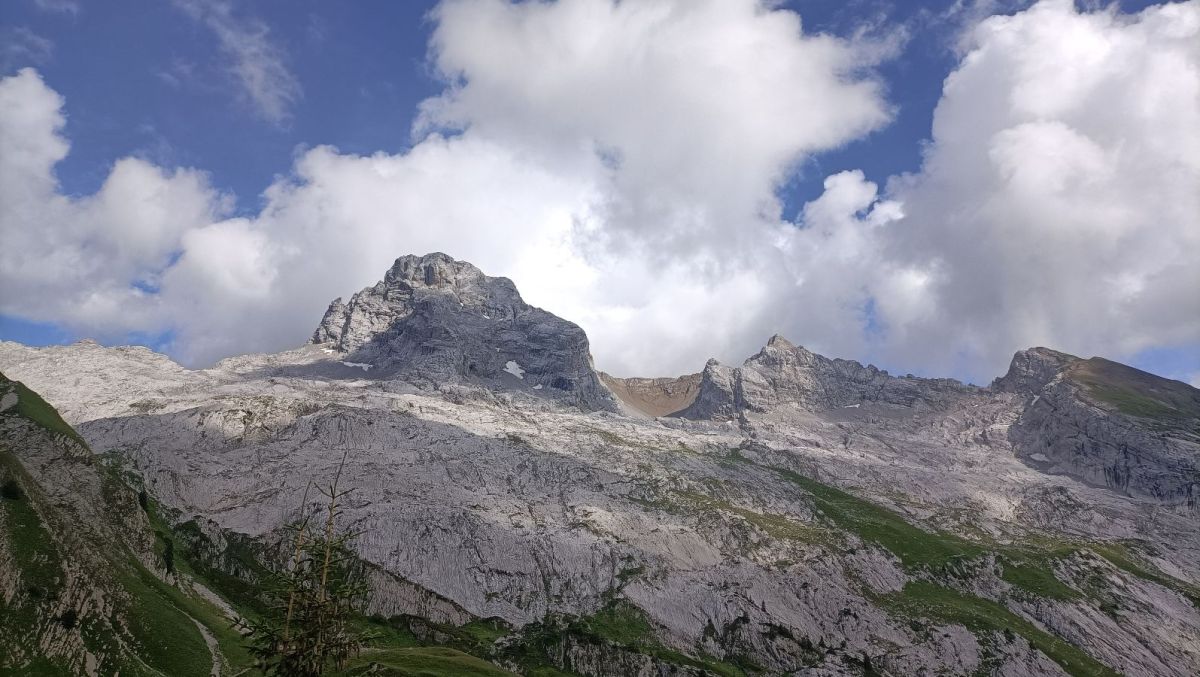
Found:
<box><xmin>494</xmin><ymin>602</ymin><xmax>747</xmax><ymax>677</ymax></box>
<box><xmin>1</xmin><ymin>443</ymin><xmax>241</xmax><ymax>676</ymax></box>
<box><xmin>632</xmin><ymin>486</ymin><xmax>831</xmax><ymax>546</ymax></box>
<box><xmin>576</xmin><ymin>602</ymin><xmax>747</xmax><ymax>677</ymax></box>
<box><xmin>652</xmin><ymin>648</ymin><xmax>749</xmax><ymax>677</ymax></box>
<box><xmin>626</xmin><ymin>493</ymin><xmax>682</xmax><ymax>514</ymax></box>
<box><xmin>0</xmin><ymin>656</ymin><xmax>75</xmax><ymax>676</ymax></box>
<box><xmin>1087</xmin><ymin>541</ymin><xmax>1200</xmax><ymax>608</ymax></box>
<box><xmin>581</xmin><ymin>427</ymin><xmax>670</xmax><ymax>453</ymax></box>
<box><xmin>109</xmin><ymin>474</ymin><xmax>261</xmax><ymax>673</ymax></box>
<box><xmin>998</xmin><ymin>552</ymin><xmax>1082</xmax><ymax>601</ymax></box>
<box><xmin>773</xmin><ymin>468</ymin><xmax>983</xmax><ymax>570</ymax></box>
<box><xmin>627</xmin><ymin>461</ymin><xmax>1127</xmax><ymax>675</ymax></box>
<box><xmin>343</xmin><ymin>646</ymin><xmax>515</xmax><ymax>676</ymax></box>
<box><xmin>173</xmin><ymin>517</ymin><xmax>276</xmax><ymax>616</ymax></box>
<box><xmin>0</xmin><ymin>375</ymin><xmax>87</xmax><ymax>447</ymax></box>
<box><xmin>128</xmin><ymin>398</ymin><xmax>168</xmax><ymax>414</ymax></box>
<box><xmin>722</xmin><ymin>503</ymin><xmax>829</xmax><ymax>544</ymax></box>
<box><xmin>773</xmin><ymin>467</ymin><xmax>1100</xmax><ymax>603</ymax></box>
<box><xmin>590</xmin><ymin>429</ymin><xmax>634</xmax><ymax>448</ymax></box>
<box><xmin>124</xmin><ymin>473</ymin><xmax>516</xmax><ymax>677</ymax></box>
<box><xmin>581</xmin><ymin>600</ymin><xmax>655</xmax><ymax>646</ymax></box>
<box><xmin>116</xmin><ymin>563</ymin><xmax>215</xmax><ymax>677</ymax></box>
<box><xmin>1</xmin><ymin>478</ymin><xmax>22</xmax><ymax>500</ymax></box>
<box><xmin>882</xmin><ymin>582</ymin><xmax>1119</xmax><ymax>677</ymax></box>
<box><xmin>1081</xmin><ymin>382</ymin><xmax>1185</xmax><ymax>420</ymax></box>
<box><xmin>145</xmin><ymin>543</ymin><xmax>260</xmax><ymax>672</ymax></box>
<box><xmin>458</xmin><ymin>618</ymin><xmax>513</xmax><ymax>646</ymax></box>
<box><xmin>1067</xmin><ymin>358</ymin><xmax>1200</xmax><ymax>424</ymax></box>
<box><xmin>0</xmin><ymin>456</ymin><xmax>63</xmax><ymax>602</ymax></box>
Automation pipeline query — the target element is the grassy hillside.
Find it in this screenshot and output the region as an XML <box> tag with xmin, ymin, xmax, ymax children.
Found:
<box><xmin>1</xmin><ymin>375</ymin><xmax>228</xmax><ymax>674</ymax></box>
<box><xmin>0</xmin><ymin>371</ymin><xmax>85</xmax><ymax>445</ymax></box>
<box><xmin>1067</xmin><ymin>358</ymin><xmax>1200</xmax><ymax>425</ymax></box>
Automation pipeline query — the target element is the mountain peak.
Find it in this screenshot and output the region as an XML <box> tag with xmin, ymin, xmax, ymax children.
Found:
<box><xmin>764</xmin><ymin>334</ymin><xmax>795</xmax><ymax>350</ymax></box>
<box><xmin>678</xmin><ymin>336</ymin><xmax>974</xmax><ymax>420</ymax></box>
<box><xmin>310</xmin><ymin>253</ymin><xmax>615</xmax><ymax>411</ymax></box>
<box><xmin>992</xmin><ymin>346</ymin><xmax>1079</xmax><ymax>394</ymax></box>
<box><xmin>311</xmin><ymin>253</ymin><xmax>523</xmax><ymax>355</ymax></box>
<box><xmin>381</xmin><ymin>252</ymin><xmax>506</xmax><ymax>294</ymax></box>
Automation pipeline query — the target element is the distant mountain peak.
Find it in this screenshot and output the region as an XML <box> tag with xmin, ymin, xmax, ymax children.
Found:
<box><xmin>678</xmin><ymin>335</ymin><xmax>974</xmax><ymax>420</ymax></box>
<box><xmin>764</xmin><ymin>334</ymin><xmax>796</xmax><ymax>350</ymax></box>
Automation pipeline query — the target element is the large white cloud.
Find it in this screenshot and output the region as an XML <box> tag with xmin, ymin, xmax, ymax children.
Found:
<box><xmin>0</xmin><ymin>0</ymin><xmax>895</xmax><ymax>372</ymax></box>
<box><xmin>1</xmin><ymin>0</ymin><xmax>1197</xmax><ymax>383</ymax></box>
<box><xmin>870</xmin><ymin>0</ymin><xmax>1200</xmax><ymax>378</ymax></box>
<box><xmin>422</xmin><ymin>0</ymin><xmax>893</xmax><ymax>259</ymax></box>
<box><xmin>0</xmin><ymin>68</ymin><xmax>225</xmax><ymax>336</ymax></box>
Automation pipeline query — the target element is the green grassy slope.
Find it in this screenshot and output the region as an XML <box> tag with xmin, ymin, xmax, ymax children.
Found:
<box><xmin>1</xmin><ymin>371</ymin><xmax>86</xmax><ymax>445</ymax></box>
<box><xmin>0</xmin><ymin>376</ymin><xmax>222</xmax><ymax>675</ymax></box>
<box><xmin>1067</xmin><ymin>358</ymin><xmax>1200</xmax><ymax>425</ymax></box>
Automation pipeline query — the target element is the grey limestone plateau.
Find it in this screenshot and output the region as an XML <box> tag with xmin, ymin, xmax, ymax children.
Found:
<box><xmin>2</xmin><ymin>253</ymin><xmax>1198</xmax><ymax>676</ymax></box>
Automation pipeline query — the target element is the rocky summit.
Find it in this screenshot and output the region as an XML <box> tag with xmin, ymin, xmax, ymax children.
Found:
<box><xmin>678</xmin><ymin>335</ymin><xmax>976</xmax><ymax>420</ymax></box>
<box><xmin>1</xmin><ymin>253</ymin><xmax>1198</xmax><ymax>676</ymax></box>
<box><xmin>311</xmin><ymin>253</ymin><xmax>614</xmax><ymax>412</ymax></box>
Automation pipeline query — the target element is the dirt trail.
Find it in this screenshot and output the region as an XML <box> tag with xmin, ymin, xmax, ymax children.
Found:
<box><xmin>188</xmin><ymin>615</ymin><xmax>222</xmax><ymax>677</ymax></box>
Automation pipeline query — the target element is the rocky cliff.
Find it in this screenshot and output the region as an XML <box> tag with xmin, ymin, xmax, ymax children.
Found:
<box><xmin>312</xmin><ymin>253</ymin><xmax>616</xmax><ymax>412</ymax></box>
<box><xmin>2</xmin><ymin>256</ymin><xmax>1199</xmax><ymax>676</ymax></box>
<box><xmin>997</xmin><ymin>348</ymin><xmax>1200</xmax><ymax>509</ymax></box>
<box><xmin>678</xmin><ymin>335</ymin><xmax>976</xmax><ymax>420</ymax></box>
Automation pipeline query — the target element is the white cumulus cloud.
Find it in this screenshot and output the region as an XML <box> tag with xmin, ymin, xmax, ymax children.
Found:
<box><xmin>869</xmin><ymin>0</ymin><xmax>1200</xmax><ymax>379</ymax></box>
<box><xmin>0</xmin><ymin>0</ymin><xmax>1197</xmax><ymax>384</ymax></box>
<box><xmin>0</xmin><ymin>69</ymin><xmax>225</xmax><ymax>336</ymax></box>
<box><xmin>423</xmin><ymin>0</ymin><xmax>893</xmax><ymax>259</ymax></box>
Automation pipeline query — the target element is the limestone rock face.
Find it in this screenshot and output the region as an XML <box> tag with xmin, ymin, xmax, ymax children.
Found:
<box><xmin>677</xmin><ymin>359</ymin><xmax>743</xmax><ymax>420</ymax></box>
<box><xmin>679</xmin><ymin>335</ymin><xmax>976</xmax><ymax>420</ymax></box>
<box><xmin>1000</xmin><ymin>349</ymin><xmax>1200</xmax><ymax>508</ymax></box>
<box><xmin>992</xmin><ymin>347</ymin><xmax>1079</xmax><ymax>395</ymax></box>
<box><xmin>311</xmin><ymin>253</ymin><xmax>616</xmax><ymax>411</ymax></box>
<box><xmin>5</xmin><ymin>334</ymin><xmax>1197</xmax><ymax>676</ymax></box>
<box><xmin>4</xmin><ymin>256</ymin><xmax>1200</xmax><ymax>676</ymax></box>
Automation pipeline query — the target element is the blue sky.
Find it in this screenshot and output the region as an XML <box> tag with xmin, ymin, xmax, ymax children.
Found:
<box><xmin>1</xmin><ymin>0</ymin><xmax>1197</xmax><ymax>384</ymax></box>
<box><xmin>6</xmin><ymin>0</ymin><xmax>958</xmax><ymax>207</ymax></box>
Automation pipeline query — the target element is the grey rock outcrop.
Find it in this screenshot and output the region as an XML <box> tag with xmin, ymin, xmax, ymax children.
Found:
<box><xmin>999</xmin><ymin>348</ymin><xmax>1200</xmax><ymax>508</ymax></box>
<box><xmin>679</xmin><ymin>335</ymin><xmax>976</xmax><ymax>420</ymax></box>
<box><xmin>677</xmin><ymin>358</ymin><xmax>744</xmax><ymax>420</ymax></box>
<box><xmin>992</xmin><ymin>347</ymin><xmax>1079</xmax><ymax>395</ymax></box>
<box><xmin>312</xmin><ymin>253</ymin><xmax>616</xmax><ymax>411</ymax></box>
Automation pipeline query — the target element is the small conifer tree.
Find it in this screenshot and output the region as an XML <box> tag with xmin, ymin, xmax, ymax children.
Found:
<box><xmin>239</xmin><ymin>451</ymin><xmax>368</xmax><ymax>675</ymax></box>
